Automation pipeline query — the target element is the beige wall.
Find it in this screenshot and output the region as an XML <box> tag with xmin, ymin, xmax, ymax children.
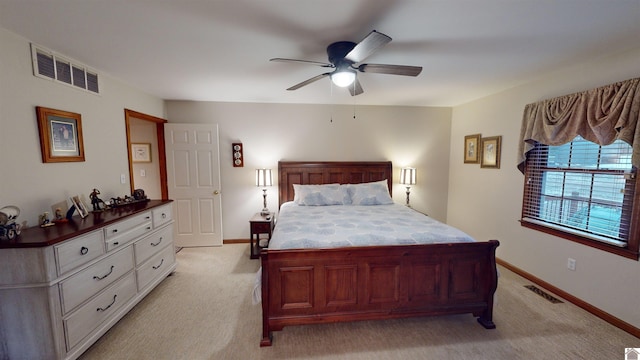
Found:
<box><xmin>0</xmin><ymin>27</ymin><xmax>165</xmax><ymax>227</ymax></box>
<box><xmin>165</xmin><ymin>101</ymin><xmax>453</xmax><ymax>240</ymax></box>
<box><xmin>447</xmin><ymin>47</ymin><xmax>640</xmax><ymax>329</ymax></box>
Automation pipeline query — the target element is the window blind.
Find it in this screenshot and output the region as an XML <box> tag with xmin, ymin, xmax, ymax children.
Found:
<box><xmin>522</xmin><ymin>136</ymin><xmax>634</xmax><ymax>246</ymax></box>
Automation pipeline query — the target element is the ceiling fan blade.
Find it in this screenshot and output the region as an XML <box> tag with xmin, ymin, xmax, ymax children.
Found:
<box><xmin>286</xmin><ymin>72</ymin><xmax>331</xmax><ymax>91</ymax></box>
<box><xmin>358</xmin><ymin>63</ymin><xmax>422</xmax><ymax>76</ymax></box>
<box><xmin>270</xmin><ymin>58</ymin><xmax>333</xmax><ymax>67</ymax></box>
<box><xmin>348</xmin><ymin>78</ymin><xmax>364</xmax><ymax>96</ymax></box>
<box><xmin>345</xmin><ymin>30</ymin><xmax>392</xmax><ymax>63</ymax></box>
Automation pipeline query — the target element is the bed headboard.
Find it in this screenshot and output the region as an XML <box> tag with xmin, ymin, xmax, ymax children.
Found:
<box><xmin>278</xmin><ymin>161</ymin><xmax>393</xmax><ymax>206</ymax></box>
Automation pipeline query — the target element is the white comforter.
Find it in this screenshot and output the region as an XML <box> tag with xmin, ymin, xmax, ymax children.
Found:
<box><xmin>268</xmin><ymin>202</ymin><xmax>475</xmax><ymax>250</ymax></box>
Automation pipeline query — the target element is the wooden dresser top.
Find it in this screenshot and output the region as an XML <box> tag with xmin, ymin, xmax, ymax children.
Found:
<box><xmin>0</xmin><ymin>200</ymin><xmax>172</xmax><ymax>249</ymax></box>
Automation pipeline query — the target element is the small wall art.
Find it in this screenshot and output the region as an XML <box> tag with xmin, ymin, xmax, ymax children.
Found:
<box><xmin>131</xmin><ymin>143</ymin><xmax>152</xmax><ymax>163</ymax></box>
<box><xmin>232</xmin><ymin>142</ymin><xmax>243</xmax><ymax>167</ymax></box>
<box><xmin>464</xmin><ymin>134</ymin><xmax>481</xmax><ymax>164</ymax></box>
<box><xmin>36</xmin><ymin>106</ymin><xmax>85</xmax><ymax>163</ymax></box>
<box><xmin>480</xmin><ymin>136</ymin><xmax>502</xmax><ymax>169</ymax></box>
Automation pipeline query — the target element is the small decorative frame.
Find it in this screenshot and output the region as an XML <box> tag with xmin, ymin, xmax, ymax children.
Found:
<box><xmin>36</xmin><ymin>106</ymin><xmax>85</xmax><ymax>163</ymax></box>
<box><xmin>232</xmin><ymin>142</ymin><xmax>243</xmax><ymax>167</ymax></box>
<box><xmin>464</xmin><ymin>134</ymin><xmax>481</xmax><ymax>164</ymax></box>
<box><xmin>480</xmin><ymin>136</ymin><xmax>502</xmax><ymax>169</ymax></box>
<box><xmin>69</xmin><ymin>195</ymin><xmax>89</xmax><ymax>218</ymax></box>
<box><xmin>131</xmin><ymin>143</ymin><xmax>152</xmax><ymax>163</ymax></box>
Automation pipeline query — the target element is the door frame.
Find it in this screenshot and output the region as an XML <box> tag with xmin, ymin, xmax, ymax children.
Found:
<box><xmin>124</xmin><ymin>109</ymin><xmax>169</xmax><ymax>200</ymax></box>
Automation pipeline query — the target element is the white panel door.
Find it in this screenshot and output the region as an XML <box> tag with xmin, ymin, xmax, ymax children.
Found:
<box><xmin>165</xmin><ymin>124</ymin><xmax>222</xmax><ymax>247</ymax></box>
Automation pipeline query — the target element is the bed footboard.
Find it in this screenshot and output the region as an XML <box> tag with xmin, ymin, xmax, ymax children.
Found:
<box><xmin>260</xmin><ymin>240</ymin><xmax>499</xmax><ymax>346</ymax></box>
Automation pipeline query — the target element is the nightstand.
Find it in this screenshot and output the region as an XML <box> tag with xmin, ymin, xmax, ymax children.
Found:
<box><xmin>249</xmin><ymin>212</ymin><xmax>275</xmax><ymax>259</ymax></box>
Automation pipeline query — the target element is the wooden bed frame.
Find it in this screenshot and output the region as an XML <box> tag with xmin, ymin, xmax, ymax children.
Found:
<box><xmin>260</xmin><ymin>161</ymin><xmax>499</xmax><ymax>346</ymax></box>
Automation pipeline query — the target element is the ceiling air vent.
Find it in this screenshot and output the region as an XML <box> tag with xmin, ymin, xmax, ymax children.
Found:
<box><xmin>31</xmin><ymin>43</ymin><xmax>100</xmax><ymax>94</ymax></box>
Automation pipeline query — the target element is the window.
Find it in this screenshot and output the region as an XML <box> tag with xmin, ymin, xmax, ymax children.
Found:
<box><xmin>521</xmin><ymin>136</ymin><xmax>639</xmax><ymax>259</ymax></box>
<box><xmin>31</xmin><ymin>43</ymin><xmax>100</xmax><ymax>94</ymax></box>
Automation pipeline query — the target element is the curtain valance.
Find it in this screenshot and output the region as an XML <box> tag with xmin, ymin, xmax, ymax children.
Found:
<box><xmin>517</xmin><ymin>77</ymin><xmax>640</xmax><ymax>173</ymax></box>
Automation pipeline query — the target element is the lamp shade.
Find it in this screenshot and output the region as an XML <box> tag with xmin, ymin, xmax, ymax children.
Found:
<box><xmin>256</xmin><ymin>168</ymin><xmax>273</xmax><ymax>187</ymax></box>
<box><xmin>400</xmin><ymin>167</ymin><xmax>416</xmax><ymax>185</ymax></box>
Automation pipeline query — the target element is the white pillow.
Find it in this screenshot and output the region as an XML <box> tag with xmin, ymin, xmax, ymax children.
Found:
<box><xmin>293</xmin><ymin>184</ymin><xmax>350</xmax><ymax>206</ymax></box>
<box><xmin>347</xmin><ymin>180</ymin><xmax>393</xmax><ymax>205</ymax></box>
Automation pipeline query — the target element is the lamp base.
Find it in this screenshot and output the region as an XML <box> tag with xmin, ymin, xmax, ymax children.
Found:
<box><xmin>405</xmin><ymin>186</ymin><xmax>411</xmax><ymax>207</ymax></box>
<box><xmin>260</xmin><ymin>189</ymin><xmax>269</xmax><ymax>216</ymax></box>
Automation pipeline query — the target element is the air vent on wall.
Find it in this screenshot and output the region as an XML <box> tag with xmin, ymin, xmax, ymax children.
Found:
<box><xmin>30</xmin><ymin>43</ymin><xmax>100</xmax><ymax>94</ymax></box>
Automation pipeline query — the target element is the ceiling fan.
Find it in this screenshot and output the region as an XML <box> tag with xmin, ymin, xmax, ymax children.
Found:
<box><xmin>271</xmin><ymin>30</ymin><xmax>422</xmax><ymax>96</ymax></box>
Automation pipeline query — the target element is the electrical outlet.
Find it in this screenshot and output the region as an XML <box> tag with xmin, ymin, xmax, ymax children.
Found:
<box><xmin>567</xmin><ymin>258</ymin><xmax>576</xmax><ymax>271</ymax></box>
<box><xmin>140</xmin><ymin>169</ymin><xmax>146</xmax><ymax>177</ymax></box>
<box><xmin>120</xmin><ymin>174</ymin><xmax>126</xmax><ymax>184</ymax></box>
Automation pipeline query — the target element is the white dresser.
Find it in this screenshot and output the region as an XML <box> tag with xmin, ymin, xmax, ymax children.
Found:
<box><xmin>0</xmin><ymin>200</ymin><xmax>176</xmax><ymax>360</ymax></box>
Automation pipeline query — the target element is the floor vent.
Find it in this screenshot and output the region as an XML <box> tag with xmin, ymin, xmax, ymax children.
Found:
<box><xmin>524</xmin><ymin>285</ymin><xmax>563</xmax><ymax>303</ymax></box>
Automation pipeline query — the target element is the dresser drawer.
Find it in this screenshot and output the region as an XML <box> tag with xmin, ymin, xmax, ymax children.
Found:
<box><xmin>64</xmin><ymin>272</ymin><xmax>136</xmax><ymax>351</ymax></box>
<box><xmin>152</xmin><ymin>204</ymin><xmax>172</xmax><ymax>228</ymax></box>
<box><xmin>104</xmin><ymin>211</ymin><xmax>152</xmax><ymax>240</ymax></box>
<box><xmin>136</xmin><ymin>245</ymin><xmax>175</xmax><ymax>291</ymax></box>
<box><xmin>55</xmin><ymin>230</ymin><xmax>105</xmax><ymax>276</ymax></box>
<box><xmin>59</xmin><ymin>246</ymin><xmax>134</xmax><ymax>314</ymax></box>
<box><xmin>104</xmin><ymin>212</ymin><xmax>153</xmax><ymax>252</ymax></box>
<box><xmin>134</xmin><ymin>224</ymin><xmax>173</xmax><ymax>266</ymax></box>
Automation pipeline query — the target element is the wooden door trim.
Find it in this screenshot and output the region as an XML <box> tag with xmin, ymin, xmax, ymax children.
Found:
<box><xmin>124</xmin><ymin>109</ymin><xmax>169</xmax><ymax>200</ymax></box>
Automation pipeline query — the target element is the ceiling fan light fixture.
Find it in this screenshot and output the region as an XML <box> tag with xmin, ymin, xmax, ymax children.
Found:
<box><xmin>331</xmin><ymin>69</ymin><xmax>356</xmax><ymax>87</ymax></box>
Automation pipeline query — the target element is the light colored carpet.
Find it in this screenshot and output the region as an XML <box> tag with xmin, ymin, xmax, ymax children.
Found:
<box><xmin>79</xmin><ymin>244</ymin><xmax>640</xmax><ymax>360</ymax></box>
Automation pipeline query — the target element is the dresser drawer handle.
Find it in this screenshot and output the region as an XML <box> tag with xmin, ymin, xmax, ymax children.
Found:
<box><xmin>80</xmin><ymin>246</ymin><xmax>89</xmax><ymax>255</ymax></box>
<box><xmin>162</xmin><ymin>213</ymin><xmax>167</xmax><ymax>219</ymax></box>
<box><xmin>96</xmin><ymin>294</ymin><xmax>117</xmax><ymax>312</ymax></box>
<box><xmin>152</xmin><ymin>259</ymin><xmax>164</xmax><ymax>270</ymax></box>
<box><xmin>93</xmin><ymin>265</ymin><xmax>115</xmax><ymax>280</ymax></box>
<box><xmin>147</xmin><ymin>226</ymin><xmax>152</xmax><ymax>230</ymax></box>
<box><xmin>146</xmin><ymin>216</ymin><xmax>151</xmax><ymax>219</ymax></box>
<box><xmin>150</xmin><ymin>237</ymin><xmax>163</xmax><ymax>247</ymax></box>
<box><xmin>112</xmin><ymin>229</ymin><xmax>118</xmax><ymax>233</ymax></box>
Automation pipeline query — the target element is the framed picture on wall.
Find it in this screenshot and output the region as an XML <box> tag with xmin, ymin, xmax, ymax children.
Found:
<box><xmin>131</xmin><ymin>143</ymin><xmax>152</xmax><ymax>163</ymax></box>
<box><xmin>480</xmin><ymin>136</ymin><xmax>502</xmax><ymax>169</ymax></box>
<box><xmin>36</xmin><ymin>106</ymin><xmax>85</xmax><ymax>163</ymax></box>
<box><xmin>464</xmin><ymin>134</ymin><xmax>481</xmax><ymax>164</ymax></box>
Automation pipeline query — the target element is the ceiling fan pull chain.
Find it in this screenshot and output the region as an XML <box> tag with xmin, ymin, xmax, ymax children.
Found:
<box><xmin>353</xmin><ymin>81</ymin><xmax>357</xmax><ymax>119</ymax></box>
<box><xmin>330</xmin><ymin>80</ymin><xmax>334</xmax><ymax>123</ymax></box>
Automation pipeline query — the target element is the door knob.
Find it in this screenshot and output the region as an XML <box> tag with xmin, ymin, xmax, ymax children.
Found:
<box><xmin>213</xmin><ymin>190</ymin><xmax>220</xmax><ymax>195</ymax></box>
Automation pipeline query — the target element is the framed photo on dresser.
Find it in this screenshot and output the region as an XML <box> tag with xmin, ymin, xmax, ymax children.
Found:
<box><xmin>70</xmin><ymin>195</ymin><xmax>89</xmax><ymax>218</ymax></box>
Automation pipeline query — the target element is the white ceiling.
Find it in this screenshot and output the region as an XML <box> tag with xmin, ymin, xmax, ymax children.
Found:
<box><xmin>1</xmin><ymin>0</ymin><xmax>639</xmax><ymax>107</ymax></box>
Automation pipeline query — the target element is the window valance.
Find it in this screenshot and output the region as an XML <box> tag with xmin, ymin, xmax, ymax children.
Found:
<box><xmin>517</xmin><ymin>77</ymin><xmax>640</xmax><ymax>173</ymax></box>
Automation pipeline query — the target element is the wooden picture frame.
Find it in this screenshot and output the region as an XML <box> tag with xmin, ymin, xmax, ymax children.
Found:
<box><xmin>36</xmin><ymin>106</ymin><xmax>85</xmax><ymax>163</ymax></box>
<box><xmin>70</xmin><ymin>195</ymin><xmax>89</xmax><ymax>218</ymax></box>
<box><xmin>480</xmin><ymin>136</ymin><xmax>502</xmax><ymax>169</ymax></box>
<box><xmin>131</xmin><ymin>143</ymin><xmax>152</xmax><ymax>163</ymax></box>
<box><xmin>464</xmin><ymin>134</ymin><xmax>481</xmax><ymax>164</ymax></box>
